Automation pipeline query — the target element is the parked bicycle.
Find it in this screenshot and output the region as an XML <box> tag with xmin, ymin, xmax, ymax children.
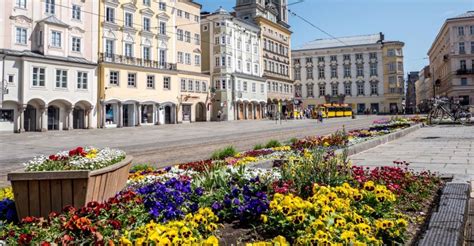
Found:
<box><xmin>428</xmin><ymin>97</ymin><xmax>472</xmax><ymax>125</ymax></box>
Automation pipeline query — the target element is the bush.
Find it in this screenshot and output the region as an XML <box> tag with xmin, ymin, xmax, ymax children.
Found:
<box><xmin>253</xmin><ymin>144</ymin><xmax>264</xmax><ymax>150</ymax></box>
<box><xmin>210</xmin><ymin>146</ymin><xmax>237</xmax><ymax>160</ymax></box>
<box><xmin>265</xmin><ymin>140</ymin><xmax>281</xmax><ymax>148</ymax></box>
<box><xmin>130</xmin><ymin>164</ymin><xmax>155</xmax><ymax>172</ymax></box>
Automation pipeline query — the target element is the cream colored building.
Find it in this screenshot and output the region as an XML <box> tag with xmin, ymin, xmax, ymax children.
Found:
<box><xmin>415</xmin><ymin>65</ymin><xmax>432</xmax><ymax>113</ymax></box>
<box><xmin>98</xmin><ymin>0</ymin><xmax>210</xmax><ymax>128</ymax></box>
<box><xmin>235</xmin><ymin>0</ymin><xmax>294</xmax><ymax>118</ymax></box>
<box><xmin>0</xmin><ymin>0</ymin><xmax>99</xmax><ymax>132</ymax></box>
<box><xmin>428</xmin><ymin>11</ymin><xmax>474</xmax><ymax>106</ymax></box>
<box><xmin>292</xmin><ymin>33</ymin><xmax>404</xmax><ymax>114</ymax></box>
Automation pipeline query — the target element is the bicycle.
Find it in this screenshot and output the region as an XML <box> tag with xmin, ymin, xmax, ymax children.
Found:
<box><xmin>428</xmin><ymin>97</ymin><xmax>472</xmax><ymax>125</ymax></box>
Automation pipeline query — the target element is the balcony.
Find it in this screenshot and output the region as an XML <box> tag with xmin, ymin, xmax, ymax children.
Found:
<box><xmin>457</xmin><ymin>69</ymin><xmax>474</xmax><ymax>75</ymax></box>
<box><xmin>99</xmin><ymin>53</ymin><xmax>177</xmax><ymax>70</ymax></box>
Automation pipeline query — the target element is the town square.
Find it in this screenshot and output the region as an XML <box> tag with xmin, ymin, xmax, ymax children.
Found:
<box><xmin>0</xmin><ymin>0</ymin><xmax>474</xmax><ymax>245</ymax></box>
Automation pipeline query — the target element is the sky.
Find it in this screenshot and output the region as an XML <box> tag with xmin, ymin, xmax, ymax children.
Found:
<box><xmin>199</xmin><ymin>0</ymin><xmax>474</xmax><ymax>76</ymax></box>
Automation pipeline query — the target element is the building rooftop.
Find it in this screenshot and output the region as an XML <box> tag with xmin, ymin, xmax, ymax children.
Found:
<box><xmin>295</xmin><ymin>33</ymin><xmax>383</xmax><ymax>51</ymax></box>
<box><xmin>448</xmin><ymin>10</ymin><xmax>474</xmax><ymax>20</ymax></box>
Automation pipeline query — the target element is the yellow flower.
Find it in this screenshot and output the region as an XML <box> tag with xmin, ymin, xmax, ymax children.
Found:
<box><xmin>119</xmin><ymin>237</ymin><xmax>132</xmax><ymax>245</ymax></box>
<box><xmin>340</xmin><ymin>230</ymin><xmax>356</xmax><ymax>242</ymax></box>
<box><xmin>206</xmin><ymin>223</ymin><xmax>218</xmax><ymax>232</ymax></box>
<box><xmin>396</xmin><ymin>218</ymin><xmax>408</xmax><ymax>228</ymax></box>
<box><xmin>203</xmin><ymin>235</ymin><xmax>219</xmax><ymax>246</ymax></box>
<box><xmin>273</xmin><ymin>235</ymin><xmax>289</xmax><ymax>245</ymax></box>
<box><xmin>0</xmin><ymin>187</ymin><xmax>13</xmax><ymax>200</ymax></box>
<box><xmin>260</xmin><ymin>214</ymin><xmax>268</xmax><ymax>223</ymax></box>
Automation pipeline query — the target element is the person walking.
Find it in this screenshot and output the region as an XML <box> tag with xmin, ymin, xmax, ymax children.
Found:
<box><xmin>318</xmin><ymin>109</ymin><xmax>323</xmax><ymax>123</ymax></box>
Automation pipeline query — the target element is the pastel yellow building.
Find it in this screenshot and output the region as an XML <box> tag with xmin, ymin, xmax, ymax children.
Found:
<box><xmin>382</xmin><ymin>41</ymin><xmax>405</xmax><ymax>113</ymax></box>
<box><xmin>98</xmin><ymin>0</ymin><xmax>209</xmax><ymax>127</ymax></box>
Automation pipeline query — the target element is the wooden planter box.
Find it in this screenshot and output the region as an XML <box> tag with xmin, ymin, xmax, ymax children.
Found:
<box><xmin>7</xmin><ymin>156</ymin><xmax>132</xmax><ymax>219</ymax></box>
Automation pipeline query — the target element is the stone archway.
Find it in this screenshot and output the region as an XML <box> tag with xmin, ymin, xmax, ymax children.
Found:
<box><xmin>195</xmin><ymin>102</ymin><xmax>206</xmax><ymax>122</ymax></box>
<box><xmin>24</xmin><ymin>98</ymin><xmax>46</xmax><ymax>132</ymax></box>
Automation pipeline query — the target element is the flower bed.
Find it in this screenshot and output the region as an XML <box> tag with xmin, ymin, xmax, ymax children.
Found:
<box><xmin>1</xmin><ymin>118</ymin><xmax>440</xmax><ymax>245</ymax></box>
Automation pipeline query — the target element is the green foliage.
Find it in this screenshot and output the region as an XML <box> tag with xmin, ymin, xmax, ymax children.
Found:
<box><xmin>210</xmin><ymin>146</ymin><xmax>237</xmax><ymax>160</ymax></box>
<box><xmin>253</xmin><ymin>144</ymin><xmax>264</xmax><ymax>150</ymax></box>
<box><xmin>264</xmin><ymin>139</ymin><xmax>281</xmax><ymax>148</ymax></box>
<box><xmin>130</xmin><ymin>164</ymin><xmax>155</xmax><ymax>172</ymax></box>
<box><xmin>289</xmin><ymin>138</ymin><xmax>298</xmax><ymax>145</ymax></box>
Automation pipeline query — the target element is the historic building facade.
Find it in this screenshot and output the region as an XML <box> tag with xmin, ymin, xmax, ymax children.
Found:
<box><xmin>415</xmin><ymin>66</ymin><xmax>433</xmax><ymax>113</ymax></box>
<box><xmin>0</xmin><ymin>0</ymin><xmax>99</xmax><ymax>132</ymax></box>
<box><xmin>292</xmin><ymin>33</ymin><xmax>405</xmax><ymax>114</ymax></box>
<box><xmin>405</xmin><ymin>72</ymin><xmax>419</xmax><ymax>114</ymax></box>
<box><xmin>428</xmin><ymin>11</ymin><xmax>474</xmax><ymax>106</ymax></box>
<box><xmin>201</xmin><ymin>8</ymin><xmax>266</xmax><ymax>121</ymax></box>
<box><xmin>234</xmin><ymin>0</ymin><xmax>294</xmax><ymax>118</ymax></box>
<box><xmin>98</xmin><ymin>0</ymin><xmax>210</xmax><ymax>128</ymax></box>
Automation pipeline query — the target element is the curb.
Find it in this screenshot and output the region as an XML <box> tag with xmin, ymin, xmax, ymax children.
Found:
<box><xmin>335</xmin><ymin>123</ymin><xmax>422</xmax><ymax>156</ymax></box>
<box><xmin>419</xmin><ymin>182</ymin><xmax>469</xmax><ymax>246</ymax></box>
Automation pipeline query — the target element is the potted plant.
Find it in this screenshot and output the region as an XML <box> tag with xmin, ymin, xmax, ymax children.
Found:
<box><xmin>7</xmin><ymin>147</ymin><xmax>132</xmax><ymax>219</ymax></box>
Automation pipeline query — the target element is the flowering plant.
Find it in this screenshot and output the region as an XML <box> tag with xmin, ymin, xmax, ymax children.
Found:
<box><xmin>24</xmin><ymin>147</ymin><xmax>126</xmax><ymax>171</ymax></box>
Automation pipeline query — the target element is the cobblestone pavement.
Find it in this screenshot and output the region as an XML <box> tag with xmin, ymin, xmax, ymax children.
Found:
<box><xmin>0</xmin><ymin>116</ymin><xmax>382</xmax><ymax>187</ymax></box>
<box><xmin>350</xmin><ymin>125</ymin><xmax>474</xmax><ymax>183</ymax></box>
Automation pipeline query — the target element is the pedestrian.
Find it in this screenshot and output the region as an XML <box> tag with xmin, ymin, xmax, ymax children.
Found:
<box><xmin>217</xmin><ymin>110</ymin><xmax>222</xmax><ymax>121</ymax></box>
<box><xmin>318</xmin><ymin>109</ymin><xmax>323</xmax><ymax>123</ymax></box>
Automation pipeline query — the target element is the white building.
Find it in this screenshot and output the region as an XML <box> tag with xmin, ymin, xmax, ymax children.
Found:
<box><xmin>0</xmin><ymin>0</ymin><xmax>99</xmax><ymax>132</ymax></box>
<box><xmin>201</xmin><ymin>8</ymin><xmax>267</xmax><ymax>121</ymax></box>
<box><xmin>292</xmin><ymin>33</ymin><xmax>404</xmax><ymax>114</ymax></box>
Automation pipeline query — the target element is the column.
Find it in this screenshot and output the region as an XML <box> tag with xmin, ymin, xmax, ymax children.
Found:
<box><xmin>17</xmin><ymin>105</ymin><xmax>26</xmax><ymax>133</ymax></box>
<box><xmin>137</xmin><ymin>103</ymin><xmax>142</xmax><ymax>126</ymax></box>
<box><xmin>101</xmin><ymin>102</ymin><xmax>106</xmax><ymax>128</ymax></box>
<box><xmin>155</xmin><ymin>104</ymin><xmax>160</xmax><ymax>125</ymax></box>
<box><xmin>244</xmin><ymin>102</ymin><xmax>248</xmax><ymax>120</ymax></box>
<box><xmin>234</xmin><ymin>102</ymin><xmax>239</xmax><ymax>120</ymax></box>
<box><xmin>117</xmin><ymin>102</ymin><xmax>123</xmax><ymax>128</ymax></box>
<box><xmin>39</xmin><ymin>106</ymin><xmax>47</xmax><ymax>132</ymax></box>
<box><xmin>86</xmin><ymin>106</ymin><xmax>93</xmax><ymax>129</ymax></box>
<box><xmin>66</xmin><ymin>107</ymin><xmax>73</xmax><ymax>130</ymax></box>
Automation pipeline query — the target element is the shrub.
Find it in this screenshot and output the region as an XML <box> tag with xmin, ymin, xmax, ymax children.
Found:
<box><xmin>264</xmin><ymin>140</ymin><xmax>281</xmax><ymax>148</ymax></box>
<box><xmin>130</xmin><ymin>164</ymin><xmax>155</xmax><ymax>172</ymax></box>
<box><xmin>253</xmin><ymin>144</ymin><xmax>264</xmax><ymax>150</ymax></box>
<box><xmin>210</xmin><ymin>146</ymin><xmax>237</xmax><ymax>160</ymax></box>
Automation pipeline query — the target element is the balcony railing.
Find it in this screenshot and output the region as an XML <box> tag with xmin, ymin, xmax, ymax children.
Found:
<box><xmin>456</xmin><ymin>69</ymin><xmax>474</xmax><ymax>75</ymax></box>
<box><xmin>99</xmin><ymin>53</ymin><xmax>177</xmax><ymax>70</ymax></box>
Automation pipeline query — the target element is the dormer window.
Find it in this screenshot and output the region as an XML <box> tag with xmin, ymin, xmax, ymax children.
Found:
<box><xmin>45</xmin><ymin>0</ymin><xmax>55</xmax><ymax>14</ymax></box>
<box><xmin>51</xmin><ymin>31</ymin><xmax>61</xmax><ymax>47</ymax></box>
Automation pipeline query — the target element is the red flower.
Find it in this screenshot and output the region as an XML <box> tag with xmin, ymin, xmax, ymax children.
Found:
<box><xmin>18</xmin><ymin>233</ymin><xmax>33</xmax><ymax>244</ymax></box>
<box><xmin>108</xmin><ymin>219</ymin><xmax>121</xmax><ymax>230</ymax></box>
<box><xmin>40</xmin><ymin>242</ymin><xmax>51</xmax><ymax>246</ymax></box>
<box><xmin>61</xmin><ymin>234</ymin><xmax>74</xmax><ymax>244</ymax></box>
<box><xmin>48</xmin><ymin>155</ymin><xmax>58</xmax><ymax>161</ymax></box>
<box><xmin>21</xmin><ymin>216</ymin><xmax>38</xmax><ymax>224</ymax></box>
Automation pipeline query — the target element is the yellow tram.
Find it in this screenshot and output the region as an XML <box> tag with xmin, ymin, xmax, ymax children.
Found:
<box><xmin>318</xmin><ymin>104</ymin><xmax>352</xmax><ymax>118</ymax></box>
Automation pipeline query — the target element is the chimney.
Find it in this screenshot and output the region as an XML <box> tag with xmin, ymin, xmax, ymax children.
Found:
<box><xmin>379</xmin><ymin>32</ymin><xmax>385</xmax><ymax>42</ymax></box>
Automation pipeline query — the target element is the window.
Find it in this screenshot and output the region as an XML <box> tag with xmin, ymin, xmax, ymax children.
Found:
<box><xmin>318</xmin><ymin>67</ymin><xmax>325</xmax><ymax>79</ymax></box>
<box><xmin>194</xmin><ymin>16</ymin><xmax>199</xmax><ymax>22</ymax></box>
<box><xmin>106</xmin><ymin>7</ymin><xmax>115</xmax><ymax>22</ymax></box>
<box><xmin>307</xmin><ymin>84</ymin><xmax>314</xmax><ymax>97</ymax></box>
<box><xmin>260</xmin><ymin>84</ymin><xmax>264</xmax><ymax>93</ymax></box>
<box><xmin>331</xmin><ymin>83</ymin><xmax>338</xmax><ymax>96</ymax></box>
<box><xmin>195</xmin><ymin>81</ymin><xmax>200</xmax><ymax>92</ymax></box>
<box><xmin>330</xmin><ymin>55</ymin><xmax>337</xmax><ymax>62</ymax></box>
<box><xmin>202</xmin><ymin>82</ymin><xmax>207</xmax><ymax>92</ymax></box>
<box><xmin>460</xmin><ymin>60</ymin><xmax>467</xmax><ymax>70</ymax></box>
<box><xmin>344</xmin><ymin>65</ymin><xmax>351</xmax><ymax>78</ymax></box>
<box><xmin>356</xmin><ymin>53</ymin><xmax>363</xmax><ymax>60</ymax></box>
<box><xmin>343</xmin><ymin>54</ymin><xmax>350</xmax><ymax>61</ymax></box>
<box><xmin>221</xmin><ymin>57</ymin><xmax>226</xmax><ymax>66</ymax></box>
<box><xmin>51</xmin><ymin>31</ymin><xmax>61</xmax><ymax>47</ymax></box>
<box><xmin>306</xmin><ymin>67</ymin><xmax>313</xmax><ymax>79</ymax></box>
<box><xmin>185</xmin><ymin>12</ymin><xmax>190</xmax><ymax>19</ymax></box>
<box><xmin>254</xmin><ymin>65</ymin><xmax>259</xmax><ymax>74</ymax></box>
<box><xmin>72</xmin><ymin>37</ymin><xmax>81</xmax><ymax>52</ymax></box>
<box><xmin>125</xmin><ymin>13</ymin><xmax>133</xmax><ymax>27</ymax></box>
<box><xmin>344</xmin><ymin>83</ymin><xmax>351</xmax><ymax>95</ymax></box>
<box><xmin>109</xmin><ymin>71</ymin><xmax>119</xmax><ymax>85</ymax></box>
<box><xmin>357</xmin><ymin>82</ymin><xmax>365</xmax><ymax>96</ymax></box>
<box><xmin>177</xmin><ymin>10</ymin><xmax>182</xmax><ymax>17</ymax></box>
<box><xmin>458</xmin><ymin>26</ymin><xmax>465</xmax><ymax>36</ymax></box>
<box><xmin>0</xmin><ymin>110</ymin><xmax>14</xmax><ymax>123</ymax></box>
<box><xmin>238</xmin><ymin>60</ymin><xmax>241</xmax><ymax>70</ymax></box>
<box><xmin>159</xmin><ymin>2</ymin><xmax>166</xmax><ymax>10</ymax></box>
<box><xmin>146</xmin><ymin>75</ymin><xmax>154</xmax><ymax>89</ymax></box>
<box><xmin>370</xmin><ymin>63</ymin><xmax>377</xmax><ymax>76</ymax></box>
<box><xmin>387</xmin><ymin>49</ymin><xmax>395</xmax><ymax>57</ymax></box>
<box><xmin>318</xmin><ymin>56</ymin><xmax>324</xmax><ymax>62</ymax></box>
<box><xmin>15</xmin><ymin>27</ymin><xmax>27</xmax><ymax>44</ymax></box>
<box><xmin>72</xmin><ymin>5</ymin><xmax>81</xmax><ymax>20</ymax></box>
<box><xmin>330</xmin><ymin>66</ymin><xmax>337</xmax><ymax>78</ymax></box>
<box><xmin>203</xmin><ymin>25</ymin><xmax>208</xmax><ymax>31</ymax></box>
<box><xmin>194</xmin><ymin>55</ymin><xmax>200</xmax><ymax>66</ymax></box>
<box><xmin>370</xmin><ymin>82</ymin><xmax>378</xmax><ymax>95</ymax></box>
<box><xmin>16</xmin><ymin>0</ymin><xmax>26</xmax><ymax>8</ymax></box>
<box><xmin>32</xmin><ymin>67</ymin><xmax>45</xmax><ymax>86</ymax></box>
<box><xmin>246</xmin><ymin>63</ymin><xmax>250</xmax><ymax>72</ymax></box>
<box><xmin>8</xmin><ymin>75</ymin><xmax>14</xmax><ymax>84</ymax></box>
<box><xmin>318</xmin><ymin>84</ymin><xmax>325</xmax><ymax>97</ymax></box>
<box><xmin>45</xmin><ymin>0</ymin><xmax>55</xmax><ymax>14</ymax></box>
<box><xmin>369</xmin><ymin>52</ymin><xmax>377</xmax><ymax>59</ymax></box>
<box><xmin>55</xmin><ymin>69</ymin><xmax>67</xmax><ymax>88</ymax></box>
<box><xmin>143</xmin><ymin>47</ymin><xmax>151</xmax><ymax>60</ymax></box>
<box><xmin>143</xmin><ymin>17</ymin><xmax>150</xmax><ymax>31</ymax></box>
<box><xmin>128</xmin><ymin>73</ymin><xmax>136</xmax><ymax>87</ymax></box>
<box><xmin>188</xmin><ymin>79</ymin><xmax>193</xmax><ymax>91</ymax></box>
<box><xmin>215</xmin><ymin>57</ymin><xmax>220</xmax><ymax>67</ymax></box>
<box><xmin>461</xmin><ymin>78</ymin><xmax>468</xmax><ymax>86</ymax></box>
<box><xmin>180</xmin><ymin>79</ymin><xmax>186</xmax><ymax>91</ymax></box>
<box><xmin>163</xmin><ymin>77</ymin><xmax>170</xmax><ymax>90</ymax></box>
<box><xmin>243</xmin><ymin>81</ymin><xmax>248</xmax><ymax>91</ymax></box>
<box><xmin>125</xmin><ymin>43</ymin><xmax>133</xmax><ymax>57</ymax></box>
<box><xmin>143</xmin><ymin>0</ymin><xmax>150</xmax><ymax>6</ymax></box>
<box><xmin>221</xmin><ymin>79</ymin><xmax>226</xmax><ymax>90</ymax></box>
<box><xmin>388</xmin><ymin>63</ymin><xmax>396</xmax><ymax>72</ymax></box>
<box><xmin>185</xmin><ymin>31</ymin><xmax>191</xmax><ymax>43</ymax></box>
<box><xmin>159</xmin><ymin>22</ymin><xmax>166</xmax><ymax>35</ymax></box>
<box><xmin>177</xmin><ymin>29</ymin><xmax>183</xmax><ymax>41</ymax></box>
<box><xmin>397</xmin><ymin>62</ymin><xmax>403</xmax><ymax>72</ymax></box>
<box><xmin>252</xmin><ymin>83</ymin><xmax>256</xmax><ymax>92</ymax></box>
<box><xmin>177</xmin><ymin>52</ymin><xmax>183</xmax><ymax>63</ymax></box>
<box><xmin>185</xmin><ymin>53</ymin><xmax>191</xmax><ymax>65</ymax></box>
<box><xmin>194</xmin><ymin>34</ymin><xmax>200</xmax><ymax>45</ymax></box>
<box><xmin>459</xmin><ymin>42</ymin><xmax>465</xmax><ymax>54</ymax></box>
<box><xmin>471</xmin><ymin>25</ymin><xmax>474</xmax><ymax>35</ymax></box>
<box><xmin>77</xmin><ymin>72</ymin><xmax>88</xmax><ymax>89</ymax></box>
<box><xmin>471</xmin><ymin>42</ymin><xmax>474</xmax><ymax>54</ymax></box>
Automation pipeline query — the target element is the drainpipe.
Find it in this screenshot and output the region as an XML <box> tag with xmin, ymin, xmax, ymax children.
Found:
<box><xmin>1</xmin><ymin>54</ymin><xmax>6</xmax><ymax>109</ymax></box>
